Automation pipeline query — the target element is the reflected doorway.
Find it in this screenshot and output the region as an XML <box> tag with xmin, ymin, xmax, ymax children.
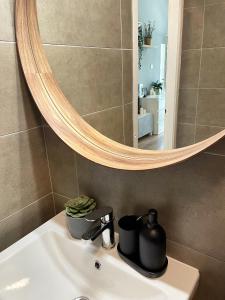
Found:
<box><xmin>132</xmin><ymin>0</ymin><xmax>183</xmax><ymax>150</ymax></box>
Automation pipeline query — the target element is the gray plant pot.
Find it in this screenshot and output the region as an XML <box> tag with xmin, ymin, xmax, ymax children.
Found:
<box><xmin>66</xmin><ymin>213</ymin><xmax>95</xmax><ymax>240</ymax></box>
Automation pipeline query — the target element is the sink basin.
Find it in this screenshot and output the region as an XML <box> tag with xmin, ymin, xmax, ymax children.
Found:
<box><xmin>0</xmin><ymin>212</ymin><xmax>199</xmax><ymax>300</ymax></box>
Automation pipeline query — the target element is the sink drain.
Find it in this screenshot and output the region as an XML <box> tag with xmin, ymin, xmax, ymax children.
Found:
<box><xmin>74</xmin><ymin>297</ymin><xmax>89</xmax><ymax>300</ymax></box>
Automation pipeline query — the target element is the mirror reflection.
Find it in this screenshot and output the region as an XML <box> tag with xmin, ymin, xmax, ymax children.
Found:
<box><xmin>137</xmin><ymin>1</ymin><xmax>168</xmax><ymax>150</ymax></box>
<box><xmin>36</xmin><ymin>0</ymin><xmax>225</xmax><ymax>152</ymax></box>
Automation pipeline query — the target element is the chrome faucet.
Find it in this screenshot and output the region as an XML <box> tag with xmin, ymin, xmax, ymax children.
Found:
<box><xmin>82</xmin><ymin>207</ymin><xmax>115</xmax><ymax>249</ymax></box>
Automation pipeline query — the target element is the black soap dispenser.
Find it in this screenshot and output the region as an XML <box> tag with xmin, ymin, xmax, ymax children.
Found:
<box><xmin>139</xmin><ymin>209</ymin><xmax>167</xmax><ymax>272</ymax></box>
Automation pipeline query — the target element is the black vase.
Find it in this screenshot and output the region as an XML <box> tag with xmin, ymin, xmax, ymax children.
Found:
<box><xmin>139</xmin><ymin>209</ymin><xmax>166</xmax><ymax>271</ymax></box>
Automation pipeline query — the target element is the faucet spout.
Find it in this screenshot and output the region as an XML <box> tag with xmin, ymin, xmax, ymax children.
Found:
<box><xmin>82</xmin><ymin>207</ymin><xmax>115</xmax><ymax>249</ymax></box>
<box><xmin>82</xmin><ymin>221</ymin><xmax>110</xmax><ymax>241</ymax></box>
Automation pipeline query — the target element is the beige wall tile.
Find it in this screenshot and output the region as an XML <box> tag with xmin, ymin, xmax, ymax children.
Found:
<box><xmin>167</xmin><ymin>240</ymin><xmax>225</xmax><ymax>300</ymax></box>
<box><xmin>184</xmin><ymin>0</ymin><xmax>204</xmax><ymax>8</ymax></box>
<box><xmin>196</xmin><ymin>89</ymin><xmax>225</xmax><ymax>127</ymax></box>
<box><xmin>203</xmin><ymin>3</ymin><xmax>225</xmax><ymax>48</ymax></box>
<box><xmin>196</xmin><ymin>125</ymin><xmax>224</xmax><ymax>141</ymax></box>
<box><xmin>200</xmin><ymin>48</ymin><xmax>225</xmax><ymax>88</ymax></box>
<box><xmin>44</xmin><ymin>127</ymin><xmax>78</xmax><ymax>199</ymax></box>
<box><xmin>54</xmin><ymin>193</ymin><xmax>70</xmax><ymax>214</ymax></box>
<box><xmin>0</xmin><ymin>128</ymin><xmax>51</xmax><ymax>221</ymax></box>
<box><xmin>0</xmin><ymin>44</ymin><xmax>41</xmax><ymax>135</ymax></box>
<box><xmin>205</xmin><ymin>0</ymin><xmax>225</xmax><ymax>6</ymax></box>
<box><xmin>37</xmin><ymin>0</ymin><xmax>121</xmax><ymax>48</ymax></box>
<box><xmin>123</xmin><ymin>50</ymin><xmax>133</xmax><ymax>104</ymax></box>
<box><xmin>206</xmin><ymin>140</ymin><xmax>225</xmax><ymax>156</ymax></box>
<box><xmin>196</xmin><ymin>126</ymin><xmax>225</xmax><ymax>155</ymax></box>
<box><xmin>178</xmin><ymin>89</ymin><xmax>198</xmax><ymax>123</ymax></box>
<box><xmin>176</xmin><ymin>123</ymin><xmax>195</xmax><ymax>147</ymax></box>
<box><xmin>0</xmin><ymin>0</ymin><xmax>15</xmax><ymax>41</ymax></box>
<box><xmin>0</xmin><ymin>194</ymin><xmax>54</xmax><ymax>252</ymax></box>
<box><xmin>180</xmin><ymin>50</ymin><xmax>201</xmax><ymax>88</ymax></box>
<box><xmin>124</xmin><ymin>103</ymin><xmax>133</xmax><ymax>146</ymax></box>
<box><xmin>182</xmin><ymin>7</ymin><xmax>204</xmax><ymax>50</ymax></box>
<box><xmin>84</xmin><ymin>107</ymin><xmax>124</xmax><ymax>144</ymax></box>
<box><xmin>44</xmin><ymin>45</ymin><xmax>122</xmax><ymax>116</ymax></box>
<box><xmin>121</xmin><ymin>0</ymin><xmax>133</xmax><ymax>49</ymax></box>
<box><xmin>180</xmin><ymin>1</ymin><xmax>225</xmax><ymax>149</ymax></box>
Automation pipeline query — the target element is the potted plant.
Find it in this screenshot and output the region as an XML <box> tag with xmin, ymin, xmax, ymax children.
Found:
<box><xmin>152</xmin><ymin>81</ymin><xmax>163</xmax><ymax>95</ymax></box>
<box><xmin>144</xmin><ymin>21</ymin><xmax>156</xmax><ymax>46</ymax></box>
<box><xmin>138</xmin><ymin>23</ymin><xmax>144</xmax><ymax>70</ymax></box>
<box><xmin>65</xmin><ymin>195</ymin><xmax>97</xmax><ymax>239</ymax></box>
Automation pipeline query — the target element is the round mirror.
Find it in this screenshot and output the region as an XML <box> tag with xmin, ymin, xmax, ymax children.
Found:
<box><xmin>16</xmin><ymin>0</ymin><xmax>225</xmax><ymax>170</ymax></box>
<box><xmin>35</xmin><ymin>0</ymin><xmax>225</xmax><ymax>151</ymax></box>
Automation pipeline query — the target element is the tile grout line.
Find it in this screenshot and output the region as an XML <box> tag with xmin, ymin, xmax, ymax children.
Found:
<box><xmin>54</xmin><ymin>192</ymin><xmax>72</xmax><ymax>201</ymax></box>
<box><xmin>0</xmin><ymin>40</ymin><xmax>16</xmax><ymax>44</ymax></box>
<box><xmin>184</xmin><ymin>2</ymin><xmax>225</xmax><ymax>9</ymax></box>
<box><xmin>0</xmin><ymin>125</ymin><xmax>42</xmax><ymax>138</ymax></box>
<box><xmin>183</xmin><ymin>6</ymin><xmax>199</xmax><ymax>10</ymax></box>
<box><xmin>124</xmin><ymin>101</ymin><xmax>133</xmax><ymax>106</ymax></box>
<box><xmin>121</xmin><ymin>53</ymin><xmax>126</xmax><ymax>144</ymax></box>
<box><xmin>193</xmin><ymin>0</ymin><xmax>206</xmax><ymax>143</ymax></box>
<box><xmin>43</xmin><ymin>42</ymin><xmax>132</xmax><ymax>52</ymax></box>
<box><xmin>183</xmin><ymin>46</ymin><xmax>225</xmax><ymax>51</ymax></box>
<box><xmin>178</xmin><ymin>122</ymin><xmax>224</xmax><ymax>129</ymax></box>
<box><xmin>182</xmin><ymin>48</ymin><xmax>201</xmax><ymax>52</ymax></box>
<box><xmin>41</xmin><ymin>101</ymin><xmax>133</xmax><ymax>122</ymax></box>
<box><xmin>204</xmin><ymin>151</ymin><xmax>225</xmax><ymax>157</ymax></box>
<box><xmin>0</xmin><ymin>192</ymin><xmax>53</xmax><ymax>225</ymax></box>
<box><xmin>74</xmin><ymin>153</ymin><xmax>80</xmax><ymax>197</ymax></box>
<box><xmin>119</xmin><ymin>0</ymin><xmax>123</xmax><ymax>49</ymax></box>
<box><xmin>120</xmin><ymin>0</ymin><xmax>126</xmax><ymax>144</ymax></box>
<box><xmin>180</xmin><ymin>87</ymin><xmax>225</xmax><ymax>90</ymax></box>
<box><xmin>42</xmin><ymin>40</ymin><xmax>225</xmax><ymax>52</ymax></box>
<box><xmin>82</xmin><ymin>104</ymin><xmax>123</xmax><ymax>118</ymax></box>
<box><xmin>42</xmin><ymin>126</ymin><xmax>56</xmax><ymax>215</ymax></box>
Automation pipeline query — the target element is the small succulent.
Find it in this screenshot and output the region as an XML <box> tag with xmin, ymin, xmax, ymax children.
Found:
<box><xmin>65</xmin><ymin>195</ymin><xmax>96</xmax><ymax>218</ymax></box>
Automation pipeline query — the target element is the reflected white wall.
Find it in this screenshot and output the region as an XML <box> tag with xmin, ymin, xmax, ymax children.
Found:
<box><xmin>138</xmin><ymin>0</ymin><xmax>168</xmax><ymax>90</ymax></box>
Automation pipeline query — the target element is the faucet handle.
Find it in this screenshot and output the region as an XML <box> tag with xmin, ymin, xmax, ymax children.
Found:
<box><xmin>85</xmin><ymin>206</ymin><xmax>113</xmax><ymax>223</ymax></box>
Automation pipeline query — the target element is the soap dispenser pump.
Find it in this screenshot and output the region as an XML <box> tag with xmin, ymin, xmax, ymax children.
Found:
<box><xmin>139</xmin><ymin>209</ymin><xmax>167</xmax><ymax>272</ymax></box>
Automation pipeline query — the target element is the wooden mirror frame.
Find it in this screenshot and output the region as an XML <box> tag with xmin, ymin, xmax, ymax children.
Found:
<box><xmin>15</xmin><ymin>0</ymin><xmax>225</xmax><ymax>170</ymax></box>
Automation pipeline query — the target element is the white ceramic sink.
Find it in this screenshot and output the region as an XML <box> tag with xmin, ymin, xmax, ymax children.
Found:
<box><xmin>0</xmin><ymin>212</ymin><xmax>199</xmax><ymax>300</ymax></box>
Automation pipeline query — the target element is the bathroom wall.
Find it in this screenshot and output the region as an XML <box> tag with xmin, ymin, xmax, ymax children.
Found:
<box><xmin>42</xmin><ymin>1</ymin><xmax>225</xmax><ymax>299</ymax></box>
<box><xmin>138</xmin><ymin>0</ymin><xmax>168</xmax><ymax>89</ymax></box>
<box><xmin>37</xmin><ymin>0</ymin><xmax>133</xmax><ymax>147</ymax></box>
<box><xmin>0</xmin><ymin>0</ymin><xmax>54</xmax><ymax>251</ymax></box>
<box><xmin>177</xmin><ymin>0</ymin><xmax>225</xmax><ymax>147</ymax></box>
<box><xmin>34</xmin><ymin>0</ymin><xmax>133</xmax><ymax>201</ymax></box>
<box><xmin>1</xmin><ymin>0</ymin><xmax>224</xmax><ymax>299</ymax></box>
